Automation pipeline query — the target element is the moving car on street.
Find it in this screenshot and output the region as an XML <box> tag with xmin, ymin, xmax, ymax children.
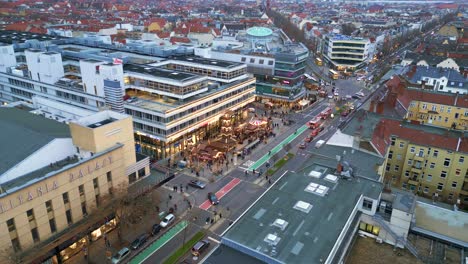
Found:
<box><xmin>188</xmin><ymin>180</ymin><xmax>206</xmax><ymax>189</ymax></box>
<box><xmin>192</xmin><ymin>240</ymin><xmax>211</xmax><ymax>257</ymax></box>
<box><xmin>208</xmin><ymin>192</ymin><xmax>219</xmax><ymax>205</ymax></box>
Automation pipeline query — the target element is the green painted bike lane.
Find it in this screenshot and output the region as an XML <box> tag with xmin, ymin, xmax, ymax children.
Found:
<box><xmin>129</xmin><ymin>220</ymin><xmax>188</xmax><ymax>264</ymax></box>
<box><xmin>248</xmin><ymin>124</ymin><xmax>308</xmax><ymax>171</ymax></box>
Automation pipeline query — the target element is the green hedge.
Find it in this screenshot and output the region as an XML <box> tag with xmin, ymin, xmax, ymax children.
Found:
<box><xmin>267</xmin><ymin>153</ymin><xmax>294</xmax><ymax>176</ymax></box>
<box><xmin>162</xmin><ymin>231</ymin><xmax>205</xmax><ymax>264</ymax></box>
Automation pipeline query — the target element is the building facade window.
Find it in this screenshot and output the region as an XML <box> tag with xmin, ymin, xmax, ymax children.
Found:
<box><xmin>440</xmin><ymin>171</ymin><xmax>447</xmax><ymax>178</ymax></box>
<box><xmin>66</xmin><ymin>209</ymin><xmax>73</xmax><ymax>225</ymax></box>
<box><xmin>386</xmin><ymin>163</ymin><xmax>391</xmax><ymax>171</ymax></box>
<box><xmin>362</xmin><ymin>199</ymin><xmax>373</xmax><ymax>210</ymax></box>
<box><xmin>45</xmin><ymin>200</ymin><xmax>53</xmax><ymax>213</ymax></box>
<box><xmin>423</xmin><ymin>186</ymin><xmax>429</xmax><ymax>193</ymax></box>
<box><xmin>444</xmin><ymin>158</ymin><xmax>450</xmax><ymax>167</ymax></box>
<box><xmin>399</xmin><ymin>142</ymin><xmax>405</xmax><ymax>148</ymax></box>
<box><xmin>391</xmin><ymin>137</ymin><xmax>396</xmax><ymax>146</ymax></box>
<box><xmin>81</xmin><ymin>202</ymin><xmax>88</xmax><ymax>216</ymax></box>
<box><xmin>427</xmin><ymin>175</ymin><xmax>432</xmax><ymax>182</ymax></box>
<box><xmin>63</xmin><ymin>192</ymin><xmax>69</xmax><ymax>204</ymax></box>
<box><xmin>31</xmin><ymin>227</ymin><xmax>40</xmax><ymax>243</ymax></box>
<box><xmin>437</xmin><ymin>183</ymin><xmax>444</xmax><ymax>191</ymax></box>
<box><xmin>79</xmin><ymin>184</ymin><xmax>85</xmax><ymax>197</ymax></box>
<box><xmin>49</xmin><ymin>219</ymin><xmax>57</xmax><ymax>233</ymax></box>
<box><xmin>429</xmin><ymin>162</ymin><xmax>435</xmax><ymax>169</ymax></box>
<box><xmin>407</xmin><ymin>159</ymin><xmax>413</xmax><ymax>166</ymax></box>
<box><xmin>452</xmin><ymin>181</ymin><xmax>457</xmax><ymax>188</ymax></box>
<box><xmin>459</xmin><ymin>156</ymin><xmax>465</xmax><ymax>163</ymax></box>
<box><xmin>11</xmin><ymin>238</ymin><xmax>21</xmax><ymax>252</ymax></box>
<box><xmin>27</xmin><ymin>209</ymin><xmax>35</xmax><ymax>222</ymax></box>
<box><xmin>394</xmin><ymin>165</ymin><xmax>399</xmax><ymax>172</ymax></box>
<box><xmin>433</xmin><ymin>150</ymin><xmax>438</xmax><ymax>157</ymax></box>
<box><xmin>410</xmin><ymin>146</ymin><xmax>415</xmax><ymax>153</ymax></box>
<box><xmin>107</xmin><ymin>171</ymin><xmax>112</xmax><ymax>182</ymax></box>
<box><xmin>7</xmin><ymin>218</ymin><xmax>16</xmax><ymax>232</ymax></box>
<box><xmin>359</xmin><ymin>222</ymin><xmax>380</xmax><ymax>235</ymax></box>
<box><xmin>455</xmin><ymin>169</ymin><xmax>461</xmax><ymax>176</ymax></box>
<box><xmin>388</xmin><ymin>151</ymin><xmax>393</xmax><ymax>159</ymax></box>
<box><xmin>405</xmin><ymin>171</ymin><xmax>410</xmax><ymax>177</ymax></box>
<box><xmin>93</xmin><ymin>178</ymin><xmax>99</xmax><ymax>189</ymax></box>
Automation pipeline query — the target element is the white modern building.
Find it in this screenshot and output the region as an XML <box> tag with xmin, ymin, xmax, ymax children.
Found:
<box><xmin>0</xmin><ymin>31</ymin><xmax>256</xmax><ymax>161</ymax></box>
<box><xmin>322</xmin><ymin>34</ymin><xmax>371</xmax><ymax>71</ymax></box>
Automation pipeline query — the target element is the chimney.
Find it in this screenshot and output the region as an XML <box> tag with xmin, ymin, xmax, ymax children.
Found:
<box><xmin>376</xmin><ymin>101</ymin><xmax>385</xmax><ymax>114</ymax></box>
<box><xmin>369</xmin><ymin>100</ymin><xmax>376</xmax><ymax>113</ymax></box>
<box><xmin>421</xmin><ymin>80</ymin><xmax>426</xmax><ymax>90</ymax></box>
<box><xmin>336</xmin><ymin>163</ymin><xmax>343</xmax><ymax>173</ymax></box>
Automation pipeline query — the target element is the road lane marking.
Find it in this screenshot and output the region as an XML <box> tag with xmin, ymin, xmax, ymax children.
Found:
<box><xmin>199</xmin><ymin>178</ymin><xmax>241</xmax><ymax>211</ymax></box>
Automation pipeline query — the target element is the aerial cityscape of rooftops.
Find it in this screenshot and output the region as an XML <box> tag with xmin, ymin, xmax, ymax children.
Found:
<box><xmin>0</xmin><ymin>0</ymin><xmax>467</xmax><ymax>263</ymax></box>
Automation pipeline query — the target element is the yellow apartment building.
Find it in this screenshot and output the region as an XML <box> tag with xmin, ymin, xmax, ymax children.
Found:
<box><xmin>380</xmin><ymin>120</ymin><xmax>468</xmax><ymax>207</ymax></box>
<box><xmin>0</xmin><ymin>108</ymin><xmax>149</xmax><ymax>263</ymax></box>
<box><xmin>406</xmin><ymin>98</ymin><xmax>468</xmax><ymax>131</ymax></box>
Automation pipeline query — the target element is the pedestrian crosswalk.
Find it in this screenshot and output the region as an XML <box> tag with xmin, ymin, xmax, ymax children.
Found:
<box><xmin>239</xmin><ymin>160</ymin><xmax>254</xmax><ymax>170</ymax></box>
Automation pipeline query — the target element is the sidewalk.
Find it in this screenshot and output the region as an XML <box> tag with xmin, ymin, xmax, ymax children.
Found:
<box><xmin>64</xmin><ymin>176</ymin><xmax>194</xmax><ymax>264</ymax></box>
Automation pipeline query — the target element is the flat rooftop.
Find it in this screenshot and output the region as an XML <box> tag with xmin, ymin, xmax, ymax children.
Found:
<box><xmin>221</xmin><ymin>145</ymin><xmax>383</xmax><ymax>263</ymax></box>
<box><xmin>88</xmin><ymin>118</ymin><xmax>116</xmax><ymax>128</ymax></box>
<box><xmin>124</xmin><ymin>64</ymin><xmax>203</xmax><ymax>83</ymax></box>
<box><xmin>342</xmin><ymin>109</ymin><xmax>467</xmax><ymax>140</ymax></box>
<box><xmin>169</xmin><ymin>56</ymin><xmax>245</xmax><ymax>69</ymax></box>
<box><xmin>126</xmin><ymin>77</ymin><xmax>253</xmax><ymax>113</ymax></box>
<box><xmin>328</xmin><ymin>34</ymin><xmax>369</xmax><ymax>42</ymax></box>
<box><xmin>0</xmin><ymin>107</ymin><xmax>70</xmax><ymax>176</ymax></box>
<box><xmin>0</xmin><ymin>30</ymin><xmax>62</xmax><ymax>44</ymax></box>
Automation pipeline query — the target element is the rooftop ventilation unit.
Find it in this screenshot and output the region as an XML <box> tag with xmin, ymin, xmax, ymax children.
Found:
<box><xmin>272</xmin><ymin>219</ymin><xmax>288</xmax><ymax>231</ymax></box>
<box><xmin>293</xmin><ymin>201</ymin><xmax>312</xmax><ymax>213</ymax></box>
<box><xmin>305</xmin><ymin>183</ymin><xmax>329</xmax><ymax>197</ymax></box>
<box><xmin>264</xmin><ymin>234</ymin><xmax>281</xmax><ymax>246</ymax></box>
<box><xmin>324</xmin><ymin>174</ymin><xmax>338</xmax><ymax>183</ymax></box>
<box><xmin>308</xmin><ymin>170</ymin><xmax>322</xmax><ymax>178</ymax></box>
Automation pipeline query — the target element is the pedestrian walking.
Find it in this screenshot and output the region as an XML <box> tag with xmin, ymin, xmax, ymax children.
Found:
<box><xmin>265</xmin><ymin>175</ymin><xmax>268</xmax><ymax>180</ymax></box>
<box><xmin>206</xmin><ymin>217</ymin><xmax>210</xmax><ymax>225</ymax></box>
<box><xmin>169</xmin><ymin>194</ymin><xmax>172</xmax><ymax>200</ymax></box>
<box><xmin>268</xmin><ymin>150</ymin><xmax>271</xmax><ymax>155</ymax></box>
<box><xmin>83</xmin><ymin>247</ymin><xmax>88</xmax><ymax>260</ymax></box>
<box><xmin>175</xmin><ymin>186</ymin><xmax>178</xmax><ymax>192</ymax></box>
<box><xmin>219</xmin><ymin>213</ymin><xmax>222</xmax><ymax>219</ymax></box>
<box><xmin>185</xmin><ymin>185</ymin><xmax>188</xmax><ymax>192</ymax></box>
<box><xmin>174</xmin><ymin>204</ymin><xmax>178</xmax><ymax>211</ymax></box>
<box><xmin>245</xmin><ymin>170</ymin><xmax>248</xmax><ymax>176</ymax></box>
<box><xmin>268</xmin><ymin>179</ymin><xmax>272</xmax><ymax>184</ymax></box>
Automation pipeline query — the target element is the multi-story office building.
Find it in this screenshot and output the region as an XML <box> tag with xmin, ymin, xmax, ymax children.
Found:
<box><xmin>322</xmin><ymin>34</ymin><xmax>370</xmax><ymax>71</ymax></box>
<box><xmin>195</xmin><ymin>27</ymin><xmax>309</xmax><ymax>106</ymax></box>
<box><xmin>0</xmin><ymin>31</ymin><xmax>255</xmax><ymax>161</ymax></box>
<box><xmin>0</xmin><ymin>108</ymin><xmax>149</xmax><ymax>263</ymax></box>
<box><xmin>371</xmin><ymin>118</ymin><xmax>468</xmax><ymax>207</ymax></box>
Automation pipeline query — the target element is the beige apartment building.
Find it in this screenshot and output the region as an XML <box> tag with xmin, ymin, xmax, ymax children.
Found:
<box><xmin>378</xmin><ymin>119</ymin><xmax>468</xmax><ymax>207</ymax></box>
<box><xmin>0</xmin><ymin>108</ymin><xmax>149</xmax><ymax>263</ymax></box>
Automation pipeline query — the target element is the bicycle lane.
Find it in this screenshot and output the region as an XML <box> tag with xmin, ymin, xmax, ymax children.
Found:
<box><xmin>248</xmin><ymin>124</ymin><xmax>309</xmax><ymax>172</ymax></box>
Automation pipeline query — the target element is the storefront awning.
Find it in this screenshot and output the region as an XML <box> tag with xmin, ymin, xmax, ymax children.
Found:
<box><xmin>299</xmin><ymin>99</ymin><xmax>310</xmax><ymax>106</ymax></box>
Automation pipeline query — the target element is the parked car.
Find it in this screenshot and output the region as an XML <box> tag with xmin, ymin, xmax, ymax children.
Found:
<box><xmin>188</xmin><ymin>180</ymin><xmax>206</xmax><ymax>189</ymax></box>
<box><xmin>131</xmin><ymin>233</ymin><xmax>149</xmax><ymax>250</ymax></box>
<box><xmin>299</xmin><ymin>142</ymin><xmax>306</xmax><ymax>149</ymax></box>
<box><xmin>111</xmin><ymin>247</ymin><xmax>130</xmax><ymax>264</ymax></box>
<box><xmin>355</xmin><ymin>92</ymin><xmax>365</xmax><ymax>98</ymax></box>
<box><xmin>352</xmin><ymin>95</ymin><xmax>360</xmax><ymax>99</ymax></box>
<box><xmin>208</xmin><ymin>192</ymin><xmax>219</xmax><ymax>205</ymax></box>
<box><xmin>191</xmin><ymin>240</ymin><xmax>211</xmax><ymax>257</ymax></box>
<box><xmin>151</xmin><ymin>224</ymin><xmax>162</xmax><ymax>236</ymax></box>
<box><xmin>160</xmin><ymin>213</ymin><xmax>175</xmax><ymax>228</ymax></box>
